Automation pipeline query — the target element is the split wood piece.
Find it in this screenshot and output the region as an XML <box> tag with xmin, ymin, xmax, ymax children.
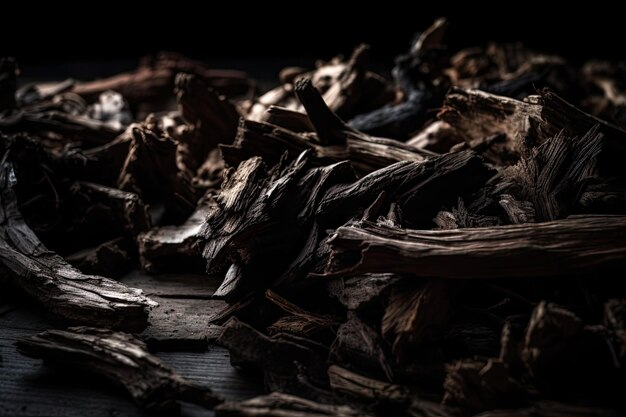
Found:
<box><xmin>382</xmin><ymin>279</ymin><xmax>454</xmax><ymax>363</ymax></box>
<box><xmin>73</xmin><ymin>51</ymin><xmax>251</xmax><ymax>105</ymax></box>
<box><xmin>0</xmin><ymin>109</ymin><xmax>123</xmax><ymax>147</ymax></box>
<box><xmin>328</xmin><ymin>365</ymin><xmax>410</xmax><ymax>403</ymax></box>
<box><xmin>434</xmin><ymin>197</ymin><xmax>501</xmax><ymax>229</ymax></box>
<box><xmin>201</xmin><ymin>152</ymin><xmax>355</xmax><ymax>299</ymax></box>
<box><xmin>442</xmin><ymin>358</ymin><xmax>526</xmax><ymax>413</ymax></box>
<box><xmin>348</xmin><ymin>18</ymin><xmax>449</xmax><ymax>139</ymax></box>
<box><xmin>200</xmin><ymin>153</ymin><xmax>308</xmax><ymax>275</ymax></box>
<box><xmin>407</xmin><ymin>120</ymin><xmax>463</xmax><ymax>154</ymax></box>
<box><xmin>222</xmin><ymin>117</ymin><xmax>429</xmax><ymax>176</ymax></box>
<box><xmin>175</xmin><ymin>74</ymin><xmax>240</xmax><ymax>178</ymax></box>
<box><xmin>326</xmin><ymin>274</ymin><xmax>403</xmax><ymax>311</ymax></box>
<box><xmin>440</xmin><ymin>87</ymin><xmax>626</xmax><ymax>170</ymax></box>
<box><xmin>118</xmin><ymin>123</ymin><xmax>197</xmax><ymax>219</ymax></box>
<box><xmin>495</xmin><ymin>126</ymin><xmax>603</xmax><ymax>222</ymax></box>
<box><xmin>138</xmin><ymin>197</ymin><xmax>214</xmax><ymax>272</ymax></box>
<box><xmin>0</xmin><ymin>160</ymin><xmax>154</xmax><ymax>331</ymax></box>
<box><xmin>265</xmin><ymin>290</ymin><xmax>341</xmax><ymax>338</ymax></box>
<box><xmin>294</xmin><ymin>78</ymin><xmax>435</xmax><ymax>171</ymax></box>
<box><xmin>218</xmin><ymin>317</ymin><xmax>329</xmax><ymax>398</ymax></box>
<box><xmin>317</xmin><ymin>150</ymin><xmax>494</xmax><ymax>227</ymax></box>
<box><xmin>70</xmin><ymin>181</ymin><xmax>151</xmax><ymax>239</ymax></box>
<box><xmin>521</xmin><ymin>301</ymin><xmax>621</xmax><ymax>397</ymax></box>
<box><xmin>215</xmin><ymin>392</ymin><xmax>368</xmax><ymax>417</ymax></box>
<box><xmin>326</xmin><ymin>215</ymin><xmax>626</xmax><ymax>278</ymax></box>
<box><xmin>16</xmin><ymin>327</ymin><xmax>222</xmax><ymax>412</ymax></box>
<box><xmin>439</xmin><ymin>88</ymin><xmax>544</xmax><ymax>165</ymax></box>
<box><xmin>263</xmin><ymin>105</ymin><xmax>314</xmax><ymax>132</ymax></box>
<box><xmin>305</xmin><ymin>44</ymin><xmax>394</xmax><ymax>121</ymax></box>
<box><xmin>330</xmin><ymin>314</ymin><xmax>394</xmax><ymax>381</ymax></box>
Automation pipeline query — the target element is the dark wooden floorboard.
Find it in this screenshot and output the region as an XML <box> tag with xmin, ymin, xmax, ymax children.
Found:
<box><xmin>0</xmin><ymin>280</ymin><xmax>263</xmax><ymax>417</ymax></box>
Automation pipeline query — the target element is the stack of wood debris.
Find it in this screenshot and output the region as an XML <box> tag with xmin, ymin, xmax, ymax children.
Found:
<box><xmin>2</xmin><ymin>18</ymin><xmax>626</xmax><ymax>416</ymax></box>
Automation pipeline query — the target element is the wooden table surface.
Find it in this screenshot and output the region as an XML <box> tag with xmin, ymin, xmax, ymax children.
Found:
<box><xmin>0</xmin><ymin>272</ymin><xmax>264</xmax><ymax>417</ymax></box>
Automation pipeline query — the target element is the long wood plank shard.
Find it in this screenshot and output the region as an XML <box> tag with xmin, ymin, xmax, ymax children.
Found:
<box><xmin>326</xmin><ymin>215</ymin><xmax>626</xmax><ymax>278</ymax></box>
<box><xmin>0</xmin><ymin>158</ymin><xmax>155</xmax><ymax>331</ymax></box>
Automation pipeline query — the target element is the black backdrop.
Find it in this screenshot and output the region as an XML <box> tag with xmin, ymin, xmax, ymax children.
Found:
<box><xmin>3</xmin><ymin>5</ymin><xmax>624</xmax><ymax>76</ymax></box>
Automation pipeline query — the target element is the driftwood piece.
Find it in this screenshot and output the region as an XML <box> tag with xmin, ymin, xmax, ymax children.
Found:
<box><xmin>326</xmin><ymin>274</ymin><xmax>402</xmax><ymax>311</ymax></box>
<box><xmin>175</xmin><ymin>73</ymin><xmax>240</xmax><ymax>180</ymax></box>
<box><xmin>348</xmin><ymin>18</ymin><xmax>449</xmax><ymax>139</ymax></box>
<box><xmin>495</xmin><ymin>126</ymin><xmax>602</xmax><ymax>222</ymax></box>
<box><xmin>0</xmin><ymin>159</ymin><xmax>154</xmax><ymax>331</ymax></box>
<box><xmin>223</xmin><ymin>79</ymin><xmax>430</xmax><ymax>175</ymax></box>
<box><xmin>118</xmin><ymin>123</ymin><xmax>197</xmax><ymax>219</ymax></box>
<box><xmin>0</xmin><ymin>109</ymin><xmax>123</xmax><ymax>147</ymax></box>
<box><xmin>326</xmin><ymin>216</ymin><xmax>626</xmax><ymax>278</ymax></box>
<box><xmin>265</xmin><ymin>290</ymin><xmax>340</xmax><ymax>338</ymax></box>
<box><xmin>318</xmin><ymin>150</ymin><xmax>493</xmax><ymax>227</ymax></box>
<box><xmin>216</xmin><ymin>392</ymin><xmax>367</xmax><ymax>417</ymax></box>
<box><xmin>246</xmin><ymin>44</ymin><xmax>393</xmax><ymax>123</ymax></box>
<box><xmin>439</xmin><ymin>88</ymin><xmax>544</xmax><ymax>164</ymax></box>
<box><xmin>218</xmin><ymin>317</ymin><xmax>329</xmax><ymax>397</ymax></box>
<box><xmin>441</xmin><ymin>87</ymin><xmax>626</xmax><ymax>172</ymax></box>
<box><xmin>16</xmin><ymin>327</ymin><xmax>222</xmax><ymax>412</ymax></box>
<box><xmin>70</xmin><ymin>181</ymin><xmax>151</xmax><ymax>240</ymax></box>
<box><xmin>138</xmin><ymin>198</ymin><xmax>213</xmax><ymax>272</ymax></box>
<box><xmin>328</xmin><ymin>365</ymin><xmax>409</xmax><ymax>403</ymax></box>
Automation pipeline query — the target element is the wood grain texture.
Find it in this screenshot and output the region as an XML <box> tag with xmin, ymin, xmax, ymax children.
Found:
<box><xmin>0</xmin><ymin>161</ymin><xmax>155</xmax><ymax>331</ymax></box>
<box><xmin>0</xmin><ymin>307</ymin><xmax>263</xmax><ymax>417</ymax></box>
<box><xmin>327</xmin><ymin>215</ymin><xmax>626</xmax><ymax>278</ymax></box>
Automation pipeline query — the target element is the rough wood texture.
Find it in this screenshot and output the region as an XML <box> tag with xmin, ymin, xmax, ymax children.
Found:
<box><xmin>216</xmin><ymin>392</ymin><xmax>367</xmax><ymax>417</ymax></box>
<box><xmin>327</xmin><ymin>216</ymin><xmax>626</xmax><ymax>278</ymax></box>
<box><xmin>16</xmin><ymin>327</ymin><xmax>222</xmax><ymax>412</ymax></box>
<box><xmin>317</xmin><ymin>150</ymin><xmax>494</xmax><ymax>227</ymax></box>
<box><xmin>223</xmin><ymin>79</ymin><xmax>430</xmax><ymax>175</ymax></box>
<box><xmin>0</xmin><ymin>159</ymin><xmax>154</xmax><ymax>331</ymax></box>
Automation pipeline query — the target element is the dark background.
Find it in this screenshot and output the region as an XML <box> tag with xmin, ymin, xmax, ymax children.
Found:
<box><xmin>2</xmin><ymin>6</ymin><xmax>624</xmax><ymax>79</ymax></box>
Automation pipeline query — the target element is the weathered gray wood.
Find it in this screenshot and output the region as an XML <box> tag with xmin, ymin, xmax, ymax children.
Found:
<box><xmin>0</xmin><ymin>160</ymin><xmax>154</xmax><ymax>331</ymax></box>
<box><xmin>326</xmin><ymin>215</ymin><xmax>626</xmax><ymax>278</ymax></box>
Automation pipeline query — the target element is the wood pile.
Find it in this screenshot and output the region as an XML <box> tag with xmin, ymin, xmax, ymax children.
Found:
<box><xmin>2</xmin><ymin>18</ymin><xmax>626</xmax><ymax>416</ymax></box>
